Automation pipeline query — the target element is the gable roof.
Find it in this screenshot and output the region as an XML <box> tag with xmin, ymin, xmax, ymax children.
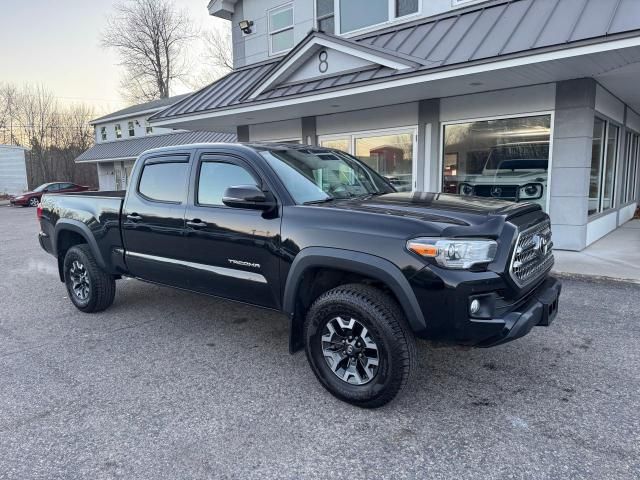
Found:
<box><xmin>75</xmin><ymin>131</ymin><xmax>237</xmax><ymax>163</ymax></box>
<box><xmin>150</xmin><ymin>0</ymin><xmax>640</xmax><ymax>123</ymax></box>
<box><xmin>91</xmin><ymin>94</ymin><xmax>190</xmax><ymax>124</ymax></box>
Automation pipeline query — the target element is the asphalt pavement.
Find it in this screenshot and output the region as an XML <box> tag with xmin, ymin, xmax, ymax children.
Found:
<box><xmin>0</xmin><ymin>205</ymin><xmax>638</xmax><ymax>480</ymax></box>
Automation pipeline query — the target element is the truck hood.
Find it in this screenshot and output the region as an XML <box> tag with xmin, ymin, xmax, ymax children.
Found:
<box><xmin>314</xmin><ymin>192</ymin><xmax>540</xmax><ymax>226</ymax></box>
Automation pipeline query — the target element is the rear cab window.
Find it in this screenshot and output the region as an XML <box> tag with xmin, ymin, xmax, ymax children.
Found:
<box><xmin>137</xmin><ymin>155</ymin><xmax>190</xmax><ymax>203</ymax></box>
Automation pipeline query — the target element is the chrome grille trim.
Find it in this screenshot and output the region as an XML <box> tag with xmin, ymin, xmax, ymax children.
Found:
<box><xmin>509</xmin><ymin>219</ymin><xmax>554</xmax><ymax>287</ymax></box>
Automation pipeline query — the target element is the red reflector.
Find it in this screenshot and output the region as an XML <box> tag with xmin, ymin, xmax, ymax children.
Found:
<box><xmin>36</xmin><ymin>202</ymin><xmax>43</xmax><ymax>220</ymax></box>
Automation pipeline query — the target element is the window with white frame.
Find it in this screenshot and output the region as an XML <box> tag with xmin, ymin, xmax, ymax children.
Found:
<box><xmin>337</xmin><ymin>0</ymin><xmax>419</xmax><ymax>34</ymax></box>
<box><xmin>316</xmin><ymin>0</ymin><xmax>335</xmax><ymax>34</ymax></box>
<box><xmin>268</xmin><ymin>4</ymin><xmax>294</xmax><ymax>55</ymax></box>
<box><xmin>128</xmin><ymin>121</ymin><xmax>135</xmax><ymax>137</ymax></box>
<box><xmin>100</xmin><ymin>126</ymin><xmax>107</xmax><ymax>141</ymax></box>
<box><xmin>114</xmin><ymin>124</ymin><xmax>122</xmax><ymax>139</ymax></box>
<box><xmin>442</xmin><ymin>115</ymin><xmax>552</xmax><ymax>210</ymax></box>
<box><xmin>146</xmin><ymin>121</ymin><xmax>153</xmax><ymax>135</ymax></box>
<box><xmin>589</xmin><ymin>117</ymin><xmax>619</xmax><ymax>216</ymax></box>
<box><xmin>319</xmin><ymin>127</ymin><xmax>417</xmax><ymax>191</ymax></box>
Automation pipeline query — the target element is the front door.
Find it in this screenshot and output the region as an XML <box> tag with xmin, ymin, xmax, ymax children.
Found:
<box><xmin>121</xmin><ymin>153</ymin><xmax>191</xmax><ymax>288</ymax></box>
<box><xmin>181</xmin><ymin>152</ymin><xmax>281</xmax><ymax>309</ymax></box>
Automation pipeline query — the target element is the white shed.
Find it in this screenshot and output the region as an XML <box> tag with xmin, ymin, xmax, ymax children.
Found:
<box><xmin>0</xmin><ymin>145</ymin><xmax>29</xmax><ymax>195</ymax></box>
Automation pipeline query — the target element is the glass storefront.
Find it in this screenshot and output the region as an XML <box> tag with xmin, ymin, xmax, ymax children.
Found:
<box><xmin>442</xmin><ymin>115</ymin><xmax>552</xmax><ymax>210</ymax></box>
<box><xmin>320</xmin><ymin>129</ymin><xmax>416</xmax><ymax>191</ymax></box>
<box><xmin>589</xmin><ymin>117</ymin><xmax>620</xmax><ymax>216</ymax></box>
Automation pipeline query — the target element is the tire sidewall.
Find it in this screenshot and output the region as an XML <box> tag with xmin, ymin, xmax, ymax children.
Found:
<box><xmin>305</xmin><ymin>297</ymin><xmax>399</xmax><ymax>405</ymax></box>
<box><xmin>64</xmin><ymin>247</ymin><xmax>95</xmax><ymax>311</ymax></box>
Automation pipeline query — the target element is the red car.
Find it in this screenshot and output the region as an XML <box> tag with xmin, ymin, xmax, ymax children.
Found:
<box><xmin>10</xmin><ymin>182</ymin><xmax>92</xmax><ymax>207</ymax></box>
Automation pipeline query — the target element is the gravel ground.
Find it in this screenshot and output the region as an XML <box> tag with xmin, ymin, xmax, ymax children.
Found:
<box><xmin>1</xmin><ymin>205</ymin><xmax>639</xmax><ymax>480</ymax></box>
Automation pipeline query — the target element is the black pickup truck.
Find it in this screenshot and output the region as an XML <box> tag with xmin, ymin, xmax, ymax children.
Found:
<box><xmin>38</xmin><ymin>143</ymin><xmax>561</xmax><ymax>407</ymax></box>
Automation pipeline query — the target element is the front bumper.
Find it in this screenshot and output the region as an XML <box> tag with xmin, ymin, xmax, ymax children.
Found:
<box><xmin>10</xmin><ymin>197</ymin><xmax>27</xmax><ymax>206</ymax></box>
<box><xmin>474</xmin><ymin>276</ymin><xmax>561</xmax><ymax>347</ymax></box>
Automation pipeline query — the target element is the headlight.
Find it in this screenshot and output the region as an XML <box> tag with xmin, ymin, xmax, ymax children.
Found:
<box><xmin>519</xmin><ymin>183</ymin><xmax>543</xmax><ymax>200</ymax></box>
<box><xmin>459</xmin><ymin>183</ymin><xmax>474</xmax><ymax>196</ymax></box>
<box><xmin>407</xmin><ymin>238</ymin><xmax>498</xmax><ymax>269</ymax></box>
<box><xmin>16</xmin><ymin>195</ymin><xmax>25</xmax><ymax>200</ymax></box>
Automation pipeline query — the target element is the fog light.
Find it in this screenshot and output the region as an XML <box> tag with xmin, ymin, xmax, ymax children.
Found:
<box><xmin>470</xmin><ymin>299</ymin><xmax>480</xmax><ymax>315</ymax></box>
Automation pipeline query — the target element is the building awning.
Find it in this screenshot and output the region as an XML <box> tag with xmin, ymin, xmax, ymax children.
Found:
<box><xmin>75</xmin><ymin>131</ymin><xmax>237</xmax><ymax>163</ymax></box>
<box><xmin>149</xmin><ymin>0</ymin><xmax>640</xmax><ymax>131</ymax></box>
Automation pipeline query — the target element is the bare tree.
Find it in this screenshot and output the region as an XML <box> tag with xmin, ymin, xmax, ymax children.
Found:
<box><xmin>0</xmin><ymin>83</ymin><xmax>19</xmax><ymax>144</ymax></box>
<box><xmin>187</xmin><ymin>25</ymin><xmax>234</xmax><ymax>90</ymax></box>
<box><xmin>102</xmin><ymin>0</ymin><xmax>195</xmax><ymax>102</ymax></box>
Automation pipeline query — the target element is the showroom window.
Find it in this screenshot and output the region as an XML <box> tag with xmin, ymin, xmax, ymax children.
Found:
<box><xmin>622</xmin><ymin>131</ymin><xmax>639</xmax><ymax>203</ymax></box>
<box><xmin>337</xmin><ymin>0</ymin><xmax>419</xmax><ymax>34</ymax></box>
<box><xmin>268</xmin><ymin>4</ymin><xmax>294</xmax><ymax>55</ymax></box>
<box><xmin>589</xmin><ymin>117</ymin><xmax>620</xmax><ymax>216</ymax></box>
<box><xmin>320</xmin><ymin>128</ymin><xmax>417</xmax><ymax>191</ymax></box>
<box><xmin>442</xmin><ymin>115</ymin><xmax>551</xmax><ymax>210</ymax></box>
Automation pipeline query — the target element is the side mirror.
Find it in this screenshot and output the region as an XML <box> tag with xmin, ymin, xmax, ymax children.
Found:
<box><xmin>222</xmin><ymin>185</ymin><xmax>275</xmax><ymax>211</ymax></box>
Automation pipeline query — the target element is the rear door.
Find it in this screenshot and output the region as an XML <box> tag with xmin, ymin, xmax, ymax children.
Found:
<box><xmin>121</xmin><ymin>152</ymin><xmax>192</xmax><ymax>288</ymax></box>
<box><xmin>181</xmin><ymin>151</ymin><xmax>282</xmax><ymax>308</ymax></box>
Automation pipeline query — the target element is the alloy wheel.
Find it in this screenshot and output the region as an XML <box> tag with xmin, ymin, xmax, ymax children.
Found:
<box><xmin>69</xmin><ymin>260</ymin><xmax>90</xmax><ymax>301</ymax></box>
<box><xmin>321</xmin><ymin>316</ymin><xmax>380</xmax><ymax>385</ymax></box>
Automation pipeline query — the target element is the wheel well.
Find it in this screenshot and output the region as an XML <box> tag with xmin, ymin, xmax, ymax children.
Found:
<box><xmin>56</xmin><ymin>230</ymin><xmax>87</xmax><ymax>282</ymax></box>
<box><xmin>289</xmin><ymin>267</ymin><xmax>403</xmax><ymax>353</ymax></box>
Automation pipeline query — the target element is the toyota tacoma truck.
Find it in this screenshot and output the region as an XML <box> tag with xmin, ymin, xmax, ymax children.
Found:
<box><xmin>37</xmin><ymin>143</ymin><xmax>561</xmax><ymax>408</ymax></box>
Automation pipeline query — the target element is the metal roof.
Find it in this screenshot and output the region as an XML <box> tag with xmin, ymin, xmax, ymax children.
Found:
<box><xmin>75</xmin><ymin>131</ymin><xmax>237</xmax><ymax>163</ymax></box>
<box><xmin>91</xmin><ymin>94</ymin><xmax>191</xmax><ymax>124</ymax></box>
<box><xmin>150</xmin><ymin>0</ymin><xmax>640</xmax><ymax>122</ymax></box>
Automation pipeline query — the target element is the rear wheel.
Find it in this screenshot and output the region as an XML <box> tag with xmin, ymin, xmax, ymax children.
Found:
<box><xmin>304</xmin><ymin>284</ymin><xmax>416</xmax><ymax>408</ymax></box>
<box><xmin>63</xmin><ymin>244</ymin><xmax>116</xmax><ymax>313</ymax></box>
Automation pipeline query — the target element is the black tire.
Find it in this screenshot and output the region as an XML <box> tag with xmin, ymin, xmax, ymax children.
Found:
<box><xmin>28</xmin><ymin>197</ymin><xmax>39</xmax><ymax>207</ymax></box>
<box><xmin>63</xmin><ymin>244</ymin><xmax>116</xmax><ymax>313</ymax></box>
<box><xmin>304</xmin><ymin>284</ymin><xmax>417</xmax><ymax>408</ymax></box>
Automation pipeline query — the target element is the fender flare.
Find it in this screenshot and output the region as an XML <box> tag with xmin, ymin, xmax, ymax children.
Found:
<box><xmin>283</xmin><ymin>247</ymin><xmax>426</xmax><ymax>352</ymax></box>
<box><xmin>54</xmin><ymin>219</ymin><xmax>108</xmax><ymax>271</ymax></box>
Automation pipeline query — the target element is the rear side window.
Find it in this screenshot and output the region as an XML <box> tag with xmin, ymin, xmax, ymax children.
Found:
<box><xmin>198</xmin><ymin>161</ymin><xmax>258</xmax><ymax>206</ymax></box>
<box><xmin>138</xmin><ymin>160</ymin><xmax>189</xmax><ymax>203</ymax></box>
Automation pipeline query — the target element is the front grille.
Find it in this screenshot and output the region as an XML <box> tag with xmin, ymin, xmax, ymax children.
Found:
<box><xmin>509</xmin><ymin>219</ymin><xmax>554</xmax><ymax>287</ymax></box>
<box><xmin>473</xmin><ymin>185</ymin><xmax>519</xmax><ymax>200</ymax></box>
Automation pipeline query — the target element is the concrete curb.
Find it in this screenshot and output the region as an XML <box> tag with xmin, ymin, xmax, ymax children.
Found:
<box><xmin>552</xmin><ymin>270</ymin><xmax>640</xmax><ymax>286</ymax></box>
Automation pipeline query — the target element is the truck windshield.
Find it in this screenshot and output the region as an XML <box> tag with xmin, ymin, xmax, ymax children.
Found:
<box><xmin>485</xmin><ymin>144</ymin><xmax>549</xmax><ymax>171</ymax></box>
<box><xmin>260</xmin><ymin>148</ymin><xmax>394</xmax><ymax>204</ymax></box>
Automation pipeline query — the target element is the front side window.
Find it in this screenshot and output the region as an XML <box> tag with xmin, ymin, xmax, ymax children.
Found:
<box><xmin>197</xmin><ymin>161</ymin><xmax>258</xmax><ymax>206</ymax></box>
<box><xmin>100</xmin><ymin>126</ymin><xmax>107</xmax><ymax>141</ymax></box>
<box><xmin>261</xmin><ymin>148</ymin><xmax>393</xmax><ymax>204</ymax></box>
<box><xmin>115</xmin><ymin>124</ymin><xmax>122</xmax><ymax>139</ymax></box>
<box><xmin>442</xmin><ymin>115</ymin><xmax>551</xmax><ymax>210</ymax></box>
<box><xmin>269</xmin><ymin>4</ymin><xmax>294</xmax><ymax>55</ymax></box>
<box><xmin>128</xmin><ymin>121</ymin><xmax>135</xmax><ymax>137</ymax></box>
<box><xmin>138</xmin><ymin>160</ymin><xmax>189</xmax><ymax>203</ymax></box>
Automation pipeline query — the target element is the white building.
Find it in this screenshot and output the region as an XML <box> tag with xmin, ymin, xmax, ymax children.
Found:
<box><xmin>0</xmin><ymin>145</ymin><xmax>28</xmax><ymax>195</ymax></box>
<box><xmin>149</xmin><ymin>0</ymin><xmax>640</xmax><ymax>251</ymax></box>
<box><xmin>76</xmin><ymin>95</ymin><xmax>236</xmax><ymax>190</ymax></box>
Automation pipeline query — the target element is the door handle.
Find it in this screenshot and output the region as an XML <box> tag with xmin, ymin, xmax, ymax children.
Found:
<box><xmin>186</xmin><ymin>219</ymin><xmax>208</xmax><ymax>229</ymax></box>
<box><xmin>127</xmin><ymin>213</ymin><xmax>143</xmax><ymax>222</ymax></box>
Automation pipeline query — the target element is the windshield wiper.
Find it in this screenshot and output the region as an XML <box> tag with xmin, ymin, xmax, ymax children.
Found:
<box><xmin>303</xmin><ymin>196</ymin><xmax>335</xmax><ymax>205</ymax></box>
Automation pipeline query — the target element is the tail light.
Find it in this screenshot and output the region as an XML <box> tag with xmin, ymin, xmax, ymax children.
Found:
<box><xmin>36</xmin><ymin>202</ymin><xmax>43</xmax><ymax>220</ymax></box>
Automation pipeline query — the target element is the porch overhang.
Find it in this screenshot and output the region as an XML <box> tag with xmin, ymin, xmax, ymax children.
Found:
<box><xmin>150</xmin><ymin>35</ymin><xmax>640</xmax><ymax>133</ymax></box>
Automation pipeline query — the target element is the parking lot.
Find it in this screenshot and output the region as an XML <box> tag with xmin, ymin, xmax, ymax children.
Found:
<box><xmin>1</xmin><ymin>204</ymin><xmax>639</xmax><ymax>480</ymax></box>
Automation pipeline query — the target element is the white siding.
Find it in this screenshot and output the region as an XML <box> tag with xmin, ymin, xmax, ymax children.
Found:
<box><xmin>94</xmin><ymin>114</ymin><xmax>175</xmax><ymax>144</ymax></box>
<box><xmin>595</xmin><ymin>85</ymin><xmax>624</xmax><ymax>123</ymax></box>
<box><xmin>316</xmin><ymin>102</ymin><xmax>419</xmax><ymax>136</ymax></box>
<box><xmin>440</xmin><ymin>84</ymin><xmax>556</xmax><ymax>122</ymax></box>
<box><xmin>0</xmin><ymin>146</ymin><xmax>28</xmax><ymax>195</ymax></box>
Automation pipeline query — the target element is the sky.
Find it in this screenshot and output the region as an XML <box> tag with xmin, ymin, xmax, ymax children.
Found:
<box><xmin>0</xmin><ymin>0</ymin><xmax>227</xmax><ymax>116</ymax></box>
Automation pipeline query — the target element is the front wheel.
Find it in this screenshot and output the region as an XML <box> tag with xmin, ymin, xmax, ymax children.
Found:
<box><xmin>64</xmin><ymin>244</ymin><xmax>116</xmax><ymax>313</ymax></box>
<box><xmin>28</xmin><ymin>197</ymin><xmax>39</xmax><ymax>207</ymax></box>
<box><xmin>304</xmin><ymin>284</ymin><xmax>416</xmax><ymax>408</ymax></box>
